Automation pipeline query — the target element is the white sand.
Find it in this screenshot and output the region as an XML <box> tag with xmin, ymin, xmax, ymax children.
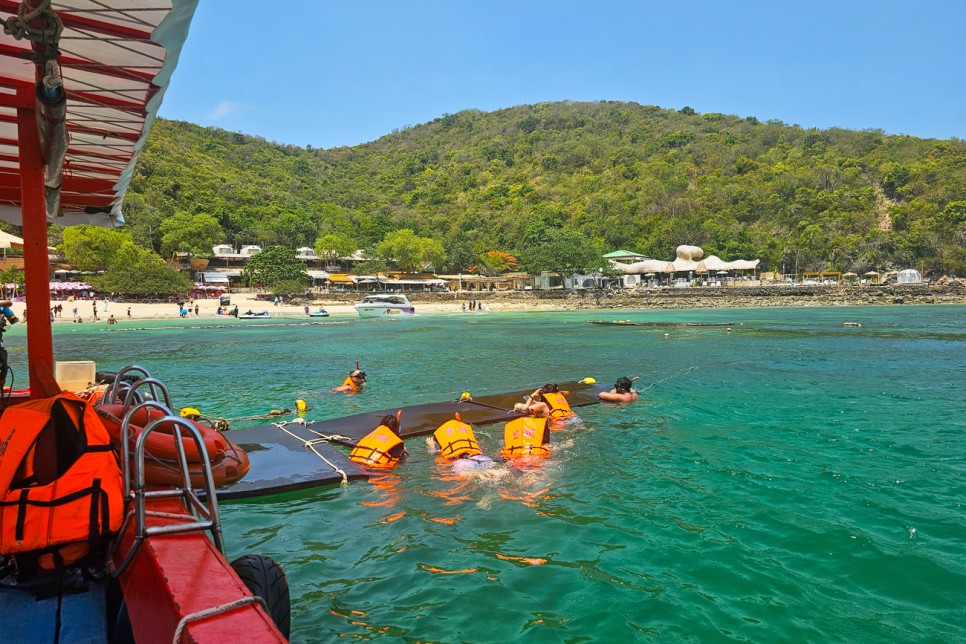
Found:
<box><xmin>41</xmin><ymin>292</ymin><xmax>571</xmax><ymax>324</ymax></box>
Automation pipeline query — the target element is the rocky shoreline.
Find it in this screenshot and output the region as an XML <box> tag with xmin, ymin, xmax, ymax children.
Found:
<box><xmin>317</xmin><ymin>284</ymin><xmax>966</xmax><ymax>310</ymax></box>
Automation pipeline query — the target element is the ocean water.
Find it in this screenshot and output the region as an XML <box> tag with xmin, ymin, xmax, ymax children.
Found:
<box><xmin>6</xmin><ymin>305</ymin><xmax>963</xmax><ymax>641</ymax></box>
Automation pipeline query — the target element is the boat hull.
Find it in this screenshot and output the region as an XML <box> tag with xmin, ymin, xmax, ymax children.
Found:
<box><xmin>354</xmin><ymin>305</ymin><xmax>415</xmax><ymax>318</ymax></box>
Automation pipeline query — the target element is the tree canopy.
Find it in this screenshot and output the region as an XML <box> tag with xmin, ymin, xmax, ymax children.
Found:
<box><xmin>241</xmin><ymin>246</ymin><xmax>310</xmax><ymax>293</ymax></box>
<box><xmin>116</xmin><ymin>102</ymin><xmax>966</xmax><ymax>276</ymax></box>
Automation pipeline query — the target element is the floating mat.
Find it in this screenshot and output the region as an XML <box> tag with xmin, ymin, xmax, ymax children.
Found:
<box><xmin>216</xmin><ymin>423</ymin><xmax>368</xmax><ymax>499</ymax></box>
<box><xmin>297</xmin><ymin>380</ymin><xmax>606</xmax><ymax>447</ymax></box>
<box><xmin>589</xmin><ymin>320</ymin><xmax>736</xmax><ymax>327</ymax></box>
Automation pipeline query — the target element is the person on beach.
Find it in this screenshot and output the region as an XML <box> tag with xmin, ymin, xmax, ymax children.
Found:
<box><xmin>598</xmin><ymin>376</ymin><xmax>639</xmax><ymax>403</ymax></box>
<box><xmin>332</xmin><ymin>368</ymin><xmax>367</xmax><ymax>394</ymax></box>
<box><xmin>127</xmin><ymin>306</ymin><xmax>131</xmax><ymax>318</ymax></box>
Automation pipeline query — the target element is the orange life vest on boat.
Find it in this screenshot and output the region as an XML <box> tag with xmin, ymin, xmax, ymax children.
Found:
<box><xmin>541</xmin><ymin>391</ymin><xmax>575</xmax><ymax>419</ymax></box>
<box><xmin>500</xmin><ymin>416</ymin><xmax>550</xmax><ymax>459</ymax></box>
<box><xmin>350</xmin><ymin>425</ymin><xmax>405</xmax><ymax>469</ymax></box>
<box><xmin>433</xmin><ymin>418</ymin><xmax>482</xmax><ymax>459</ymax></box>
<box><xmin>0</xmin><ymin>393</ymin><xmax>124</xmax><ymax>570</ymax></box>
<box><xmin>341</xmin><ymin>377</ymin><xmax>360</xmax><ymax>393</ymax></box>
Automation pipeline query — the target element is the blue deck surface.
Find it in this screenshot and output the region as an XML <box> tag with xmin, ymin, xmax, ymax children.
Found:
<box><xmin>0</xmin><ymin>578</ymin><xmax>107</xmax><ymax>643</ymax></box>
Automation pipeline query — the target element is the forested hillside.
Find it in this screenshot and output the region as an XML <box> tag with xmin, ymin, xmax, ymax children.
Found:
<box><xmin>122</xmin><ymin>102</ymin><xmax>966</xmax><ymax>275</ymax></box>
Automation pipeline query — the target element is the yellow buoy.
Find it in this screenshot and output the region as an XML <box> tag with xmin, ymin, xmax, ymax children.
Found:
<box><xmin>579</xmin><ymin>377</ymin><xmax>596</xmax><ymax>384</ymax></box>
<box><xmin>460</xmin><ymin>391</ymin><xmax>472</xmax><ymax>401</ymax></box>
<box><xmin>180</xmin><ymin>407</ymin><xmax>201</xmax><ymax>418</ymax></box>
<box><xmin>295</xmin><ymin>398</ymin><xmax>307</xmax><ymax>412</ymax></box>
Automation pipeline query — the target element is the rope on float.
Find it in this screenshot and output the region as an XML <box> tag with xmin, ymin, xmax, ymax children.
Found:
<box><xmin>272</xmin><ymin>421</ymin><xmax>349</xmax><ymax>486</ymax></box>
<box><xmin>171</xmin><ymin>595</ymin><xmax>269</xmax><ymax>643</ymax></box>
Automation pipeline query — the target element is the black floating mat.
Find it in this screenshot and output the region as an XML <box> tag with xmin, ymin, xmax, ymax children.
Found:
<box><xmin>301</xmin><ymin>380</ymin><xmax>607</xmax><ymax>447</ymax></box>
<box><xmin>216</xmin><ymin>423</ymin><xmax>368</xmax><ymax>500</ymax></box>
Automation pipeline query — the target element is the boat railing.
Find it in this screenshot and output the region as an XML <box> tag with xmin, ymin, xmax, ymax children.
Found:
<box><xmin>111</xmin><ymin>383</ymin><xmax>225</xmax><ymax>577</ymax></box>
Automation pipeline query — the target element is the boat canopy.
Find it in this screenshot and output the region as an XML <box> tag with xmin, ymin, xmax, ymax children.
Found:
<box><xmin>0</xmin><ymin>0</ymin><xmax>199</xmax><ymax>227</ymax></box>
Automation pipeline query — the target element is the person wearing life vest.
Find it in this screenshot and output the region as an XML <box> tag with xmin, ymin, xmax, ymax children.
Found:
<box><xmin>432</xmin><ymin>414</ymin><xmax>496</xmax><ymax>472</ymax></box>
<box><xmin>332</xmin><ymin>368</ymin><xmax>367</xmax><ymax>394</ymax></box>
<box><xmin>349</xmin><ymin>411</ymin><xmax>407</xmax><ymax>468</ymax></box>
<box><xmin>500</xmin><ymin>415</ymin><xmax>551</xmax><ymax>459</ymax></box>
<box><xmin>599</xmin><ymin>376</ymin><xmax>639</xmax><ymax>403</ymax></box>
<box><xmin>520</xmin><ymin>383</ymin><xmax>574</xmax><ymax>420</ymax></box>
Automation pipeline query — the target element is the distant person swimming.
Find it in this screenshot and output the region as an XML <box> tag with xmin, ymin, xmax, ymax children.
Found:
<box><xmin>598</xmin><ymin>376</ymin><xmax>639</xmax><ymax>403</ymax></box>
<box><xmin>333</xmin><ymin>368</ymin><xmax>367</xmax><ymax>394</ymax></box>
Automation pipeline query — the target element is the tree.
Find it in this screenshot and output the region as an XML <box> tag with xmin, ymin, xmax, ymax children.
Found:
<box><xmin>159</xmin><ymin>212</ymin><xmax>224</xmax><ymax>258</ymax></box>
<box><xmin>521</xmin><ymin>230</ymin><xmax>606</xmax><ymax>279</ymax></box>
<box><xmin>314</xmin><ymin>232</ymin><xmax>358</xmax><ymax>264</ymax></box>
<box><xmin>87</xmin><ymin>242</ymin><xmax>191</xmax><ymax>295</ymax></box>
<box><xmin>376</xmin><ymin>229</ymin><xmax>445</xmax><ymax>273</ymax></box>
<box><xmin>62</xmin><ymin>226</ymin><xmax>132</xmax><ymax>271</ymax></box>
<box><xmin>241</xmin><ymin>246</ymin><xmax>310</xmax><ymax>293</ymax></box>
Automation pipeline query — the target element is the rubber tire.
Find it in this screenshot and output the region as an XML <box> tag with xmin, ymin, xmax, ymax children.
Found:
<box><xmin>230</xmin><ymin>554</ymin><xmax>291</xmax><ymax>639</ymax></box>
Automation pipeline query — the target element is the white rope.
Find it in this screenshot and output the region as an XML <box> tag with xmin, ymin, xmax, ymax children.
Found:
<box><xmin>172</xmin><ymin>595</ymin><xmax>268</xmax><ymax>643</ymax></box>
<box><xmin>273</xmin><ymin>421</ymin><xmax>349</xmax><ymax>486</ymax></box>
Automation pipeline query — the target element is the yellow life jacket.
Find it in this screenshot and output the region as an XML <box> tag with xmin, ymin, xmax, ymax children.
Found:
<box><xmin>541</xmin><ymin>391</ymin><xmax>574</xmax><ymax>419</ymax></box>
<box><xmin>0</xmin><ymin>393</ymin><xmax>124</xmax><ymax>571</ymax></box>
<box><xmin>341</xmin><ymin>376</ymin><xmax>360</xmax><ymax>393</ymax></box>
<box><xmin>501</xmin><ymin>416</ymin><xmax>550</xmax><ymax>459</ymax></box>
<box><xmin>433</xmin><ymin>418</ymin><xmax>482</xmax><ymax>459</ymax></box>
<box><xmin>350</xmin><ymin>425</ymin><xmax>404</xmax><ymax>468</ymax></box>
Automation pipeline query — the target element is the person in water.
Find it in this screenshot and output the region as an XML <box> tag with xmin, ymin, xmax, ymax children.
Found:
<box><xmin>516</xmin><ymin>383</ymin><xmax>574</xmax><ymax>420</ymax></box>
<box><xmin>332</xmin><ymin>368</ymin><xmax>367</xmax><ymax>393</ymax></box>
<box><xmin>349</xmin><ymin>411</ymin><xmax>408</xmax><ymax>468</ymax></box>
<box><xmin>598</xmin><ymin>376</ymin><xmax>639</xmax><ymax>403</ymax></box>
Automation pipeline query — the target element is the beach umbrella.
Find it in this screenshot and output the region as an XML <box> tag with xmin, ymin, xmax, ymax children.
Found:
<box><xmin>863</xmin><ymin>271</ymin><xmax>879</xmax><ymax>276</ymax></box>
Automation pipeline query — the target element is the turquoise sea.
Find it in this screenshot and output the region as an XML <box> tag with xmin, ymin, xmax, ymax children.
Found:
<box><xmin>5</xmin><ymin>305</ymin><xmax>964</xmax><ymax>641</ymax></box>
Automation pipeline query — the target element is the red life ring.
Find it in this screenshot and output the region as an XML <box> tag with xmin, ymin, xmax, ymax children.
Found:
<box><xmin>96</xmin><ymin>403</ymin><xmax>229</xmax><ymax>463</ymax></box>
<box><xmin>139</xmin><ymin>441</ymin><xmax>250</xmax><ymax>488</ymax></box>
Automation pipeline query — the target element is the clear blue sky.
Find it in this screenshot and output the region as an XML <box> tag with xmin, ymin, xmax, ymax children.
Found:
<box><xmin>159</xmin><ymin>1</ymin><xmax>965</xmax><ymax>148</ymax></box>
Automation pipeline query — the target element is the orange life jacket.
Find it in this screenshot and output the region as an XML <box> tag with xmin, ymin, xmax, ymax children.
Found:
<box><xmin>433</xmin><ymin>418</ymin><xmax>482</xmax><ymax>459</ymax></box>
<box><xmin>349</xmin><ymin>425</ymin><xmax>405</xmax><ymax>468</ymax></box>
<box><xmin>541</xmin><ymin>391</ymin><xmax>575</xmax><ymax>419</ymax></box>
<box><xmin>501</xmin><ymin>416</ymin><xmax>550</xmax><ymax>459</ymax></box>
<box><xmin>0</xmin><ymin>393</ymin><xmax>124</xmax><ymax>570</ymax></box>
<box><xmin>341</xmin><ymin>377</ymin><xmax>360</xmax><ymax>393</ymax></box>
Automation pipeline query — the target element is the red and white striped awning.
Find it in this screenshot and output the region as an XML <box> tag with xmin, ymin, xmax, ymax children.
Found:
<box><xmin>0</xmin><ymin>0</ymin><xmax>197</xmax><ymax>226</ymax></box>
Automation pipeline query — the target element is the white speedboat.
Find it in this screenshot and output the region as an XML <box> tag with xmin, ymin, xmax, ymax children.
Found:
<box><xmin>354</xmin><ymin>294</ymin><xmax>415</xmax><ymax>317</ymax></box>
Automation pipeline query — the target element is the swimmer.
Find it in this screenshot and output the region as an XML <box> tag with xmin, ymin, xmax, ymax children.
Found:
<box><xmin>332</xmin><ymin>368</ymin><xmax>367</xmax><ymax>393</ymax></box>
<box><xmin>349</xmin><ymin>410</ymin><xmax>407</xmax><ymax>468</ymax></box>
<box><xmin>598</xmin><ymin>376</ymin><xmax>639</xmax><ymax>403</ymax></box>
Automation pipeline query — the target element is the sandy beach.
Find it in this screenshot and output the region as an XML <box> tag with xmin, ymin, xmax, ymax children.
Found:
<box><xmin>31</xmin><ymin>282</ymin><xmax>966</xmax><ymax>325</ymax></box>
<box><xmin>39</xmin><ymin>292</ymin><xmax>537</xmax><ymax>324</ymax></box>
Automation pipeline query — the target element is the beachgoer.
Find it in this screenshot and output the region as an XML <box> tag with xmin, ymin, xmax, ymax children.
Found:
<box><xmin>194</xmin><ymin>304</ymin><xmax>199</xmax><ymax>316</ymax></box>
<box><xmin>349</xmin><ymin>411</ymin><xmax>408</xmax><ymax>468</ymax></box>
<box><xmin>430</xmin><ymin>415</ymin><xmax>496</xmax><ymax>473</ymax></box>
<box><xmin>332</xmin><ymin>368</ymin><xmax>367</xmax><ymax>393</ymax></box>
<box><xmin>598</xmin><ymin>376</ymin><xmax>639</xmax><ymax>403</ymax></box>
<box><xmin>127</xmin><ymin>306</ymin><xmax>131</xmax><ymax>317</ymax></box>
<box><xmin>304</xmin><ymin>305</ymin><xmax>310</xmax><ymax>315</ymax></box>
<box><xmin>461</xmin><ymin>302</ymin><xmax>466</xmax><ymax>313</ymax></box>
<box><xmin>107</xmin><ymin>314</ymin><xmax>117</xmax><ymax>325</ymax></box>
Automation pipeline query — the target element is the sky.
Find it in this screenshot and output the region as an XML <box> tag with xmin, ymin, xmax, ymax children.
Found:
<box><xmin>158</xmin><ymin>1</ymin><xmax>966</xmax><ymax>149</ymax></box>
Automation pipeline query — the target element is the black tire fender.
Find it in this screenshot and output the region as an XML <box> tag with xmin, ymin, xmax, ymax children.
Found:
<box><xmin>230</xmin><ymin>554</ymin><xmax>291</xmax><ymax>639</ymax></box>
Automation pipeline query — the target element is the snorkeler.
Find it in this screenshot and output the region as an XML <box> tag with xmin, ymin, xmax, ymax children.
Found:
<box><xmin>515</xmin><ymin>384</ymin><xmax>576</xmax><ymax>420</ymax></box>
<box><xmin>332</xmin><ymin>367</ymin><xmax>367</xmax><ymax>393</ymax></box>
<box><xmin>430</xmin><ymin>414</ymin><xmax>496</xmax><ymax>472</ymax></box>
<box><xmin>349</xmin><ymin>410</ymin><xmax>408</xmax><ymax>468</ymax></box>
<box><xmin>598</xmin><ymin>376</ymin><xmax>639</xmax><ymax>403</ymax></box>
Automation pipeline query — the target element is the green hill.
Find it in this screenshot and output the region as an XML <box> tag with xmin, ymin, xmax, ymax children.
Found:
<box><xmin>122</xmin><ymin>101</ymin><xmax>966</xmax><ymax>275</ymax></box>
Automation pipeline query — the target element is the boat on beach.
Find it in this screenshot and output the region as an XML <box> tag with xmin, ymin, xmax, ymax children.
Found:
<box><xmin>308</xmin><ymin>309</ymin><xmax>329</xmax><ymax>317</ymax></box>
<box><xmin>239</xmin><ymin>310</ymin><xmax>271</xmax><ymax>319</ymax></box>
<box><xmin>354</xmin><ymin>294</ymin><xmax>416</xmax><ymax>317</ymax></box>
